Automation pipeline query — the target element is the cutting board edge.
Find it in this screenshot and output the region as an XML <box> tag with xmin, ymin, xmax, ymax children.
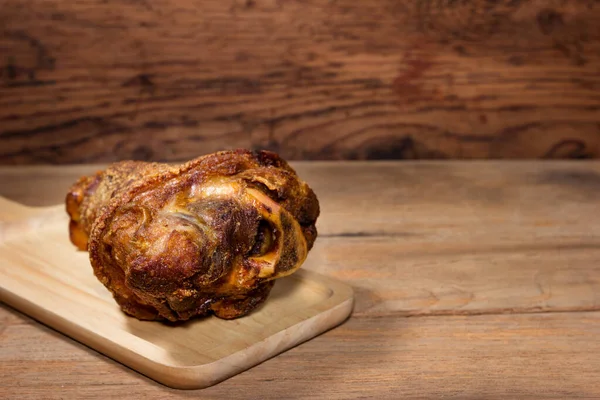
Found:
<box><xmin>156</xmin><ymin>293</ymin><xmax>354</xmax><ymax>389</ymax></box>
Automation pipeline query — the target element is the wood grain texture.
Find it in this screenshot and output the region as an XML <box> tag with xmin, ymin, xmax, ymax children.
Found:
<box><xmin>1</xmin><ymin>161</ymin><xmax>600</xmax><ymax>397</ymax></box>
<box><xmin>3</xmin><ymin>308</ymin><xmax>600</xmax><ymax>399</ymax></box>
<box><xmin>1</xmin><ymin>1</ymin><xmax>600</xmax><ymax>163</ymax></box>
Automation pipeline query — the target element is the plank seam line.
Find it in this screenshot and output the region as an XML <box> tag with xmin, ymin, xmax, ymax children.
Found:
<box><xmin>352</xmin><ymin>307</ymin><xmax>600</xmax><ymax>319</ymax></box>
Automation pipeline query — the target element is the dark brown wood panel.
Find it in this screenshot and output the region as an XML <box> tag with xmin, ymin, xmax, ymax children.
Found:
<box><xmin>1</xmin><ymin>0</ymin><xmax>599</xmax><ymax>163</ymax></box>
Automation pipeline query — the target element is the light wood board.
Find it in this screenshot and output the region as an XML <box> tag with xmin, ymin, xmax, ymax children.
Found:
<box><xmin>0</xmin><ymin>196</ymin><xmax>354</xmax><ymax>389</ymax></box>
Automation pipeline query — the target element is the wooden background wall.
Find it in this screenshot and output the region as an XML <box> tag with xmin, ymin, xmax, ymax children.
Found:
<box><xmin>1</xmin><ymin>0</ymin><xmax>599</xmax><ymax>164</ymax></box>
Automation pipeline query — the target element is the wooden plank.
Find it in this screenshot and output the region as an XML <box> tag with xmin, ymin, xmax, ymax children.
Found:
<box><xmin>1</xmin><ymin>162</ymin><xmax>599</xmax><ymax>241</ymax></box>
<box><xmin>307</xmin><ymin>238</ymin><xmax>600</xmax><ymax>316</ymax></box>
<box><xmin>1</xmin><ymin>1</ymin><xmax>600</xmax><ymax>163</ymax></box>
<box><xmin>3</xmin><ymin>307</ymin><xmax>600</xmax><ymax>399</ymax></box>
<box><xmin>305</xmin><ymin>161</ymin><xmax>600</xmax><ymax>240</ymax></box>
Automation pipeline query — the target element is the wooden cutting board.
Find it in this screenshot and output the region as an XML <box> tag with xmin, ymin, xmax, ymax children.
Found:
<box><xmin>0</xmin><ymin>196</ymin><xmax>353</xmax><ymax>389</ymax></box>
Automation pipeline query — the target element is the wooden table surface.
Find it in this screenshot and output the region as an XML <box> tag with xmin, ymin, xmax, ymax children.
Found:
<box><xmin>1</xmin><ymin>161</ymin><xmax>600</xmax><ymax>399</ymax></box>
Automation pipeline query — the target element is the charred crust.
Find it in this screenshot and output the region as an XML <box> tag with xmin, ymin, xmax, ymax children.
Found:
<box><xmin>211</xmin><ymin>281</ymin><xmax>275</xmax><ymax>319</ymax></box>
<box><xmin>68</xmin><ymin>149</ymin><xmax>319</xmax><ymax>322</ymax></box>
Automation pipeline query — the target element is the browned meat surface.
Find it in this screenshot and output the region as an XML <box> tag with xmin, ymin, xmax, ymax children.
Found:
<box><xmin>66</xmin><ymin>150</ymin><xmax>319</xmax><ymax>322</ymax></box>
